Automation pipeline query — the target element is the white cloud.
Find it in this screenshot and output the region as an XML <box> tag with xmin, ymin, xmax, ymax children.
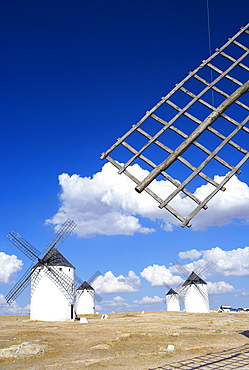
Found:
<box><xmin>191</xmin><ymin>175</ymin><xmax>249</xmax><ymax>230</ymax></box>
<box><xmin>47</xmin><ymin>163</ymin><xmax>249</xmax><ymax>235</ymax></box>
<box><xmin>133</xmin><ymin>295</ymin><xmax>164</xmax><ymax>305</ymax></box>
<box><xmin>241</xmin><ymin>290</ymin><xmax>249</xmax><ymax>297</ymax></box>
<box><xmin>140</xmin><ymin>264</ymin><xmax>183</xmax><ymax>286</ymax></box>
<box><xmin>93</xmin><ymin>270</ymin><xmax>141</xmax><ymax>294</ymax></box>
<box><xmin>176</xmin><ymin>246</ymin><xmax>249</xmax><ymax>278</ymax></box>
<box><xmin>0</xmin><ymin>252</ymin><xmax>23</xmax><ymax>284</ymax></box>
<box><xmin>201</xmin><ymin>247</ymin><xmax>249</xmax><ymax>277</ymax></box>
<box><xmin>179</xmin><ymin>249</ymin><xmax>202</xmax><ymax>260</ymax></box>
<box><xmin>100</xmin><ymin>296</ymin><xmax>129</xmax><ymax>308</ymax></box>
<box><xmin>100</xmin><ymin>294</ymin><xmax>164</xmax><ymax>310</ymax></box>
<box><xmin>47</xmin><ymin>163</ymin><xmax>158</xmax><ymax>237</ymax></box>
<box><xmin>207</xmin><ymin>281</ymin><xmax>235</xmax><ymax>294</ymax></box>
<box><xmin>0</xmin><ymin>294</ymin><xmax>29</xmax><ymax>315</ymax></box>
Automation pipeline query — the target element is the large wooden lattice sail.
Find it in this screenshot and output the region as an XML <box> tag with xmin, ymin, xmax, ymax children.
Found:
<box><xmin>101</xmin><ymin>24</ymin><xmax>249</xmax><ymax>227</ymax></box>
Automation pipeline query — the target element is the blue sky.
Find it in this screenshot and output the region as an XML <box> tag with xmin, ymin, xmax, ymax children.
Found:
<box><xmin>1</xmin><ymin>1</ymin><xmax>249</xmax><ymax>314</ymax></box>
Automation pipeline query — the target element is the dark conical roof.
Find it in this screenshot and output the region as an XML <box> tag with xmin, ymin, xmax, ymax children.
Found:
<box><xmin>182</xmin><ymin>271</ymin><xmax>206</xmax><ymax>286</ymax></box>
<box><xmin>43</xmin><ymin>249</ymin><xmax>75</xmax><ymax>268</ymax></box>
<box><xmin>166</xmin><ymin>288</ymin><xmax>178</xmax><ymax>295</ymax></box>
<box><xmin>77</xmin><ymin>281</ymin><xmax>94</xmax><ymax>291</ymax></box>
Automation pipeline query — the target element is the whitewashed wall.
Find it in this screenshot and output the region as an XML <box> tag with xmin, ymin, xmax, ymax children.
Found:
<box><xmin>166</xmin><ymin>294</ymin><xmax>180</xmax><ymax>311</ymax></box>
<box><xmin>75</xmin><ymin>289</ymin><xmax>95</xmax><ymax>315</ymax></box>
<box><xmin>30</xmin><ymin>265</ymin><xmax>75</xmax><ymax>321</ymax></box>
<box><xmin>184</xmin><ymin>284</ymin><xmax>209</xmax><ymax>313</ymax></box>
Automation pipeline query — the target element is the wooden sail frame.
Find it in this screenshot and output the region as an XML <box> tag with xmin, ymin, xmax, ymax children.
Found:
<box><xmin>101</xmin><ymin>24</ymin><xmax>249</xmax><ymax>227</ymax></box>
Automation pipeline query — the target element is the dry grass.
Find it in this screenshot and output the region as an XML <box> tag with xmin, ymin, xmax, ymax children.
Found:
<box><xmin>0</xmin><ymin>311</ymin><xmax>249</xmax><ymax>369</ymax></box>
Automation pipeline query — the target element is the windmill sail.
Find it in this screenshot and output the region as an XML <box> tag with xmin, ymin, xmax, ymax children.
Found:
<box><xmin>5</xmin><ymin>263</ymin><xmax>38</xmax><ymax>304</ymax></box>
<box><xmin>100</xmin><ymin>24</ymin><xmax>249</xmax><ymax>227</ymax></box>
<box><xmin>41</xmin><ymin>219</ymin><xmax>77</xmax><ymax>255</ymax></box>
<box><xmin>7</xmin><ymin>231</ymin><xmax>41</xmax><ymax>261</ymax></box>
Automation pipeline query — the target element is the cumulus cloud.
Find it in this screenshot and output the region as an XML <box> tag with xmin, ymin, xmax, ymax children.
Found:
<box><xmin>140</xmin><ymin>264</ymin><xmax>183</xmax><ymax>286</ymax></box>
<box><xmin>191</xmin><ymin>175</ymin><xmax>249</xmax><ymax>230</ymax></box>
<box><xmin>93</xmin><ymin>270</ymin><xmax>141</xmax><ymax>294</ymax></box>
<box><xmin>0</xmin><ymin>294</ymin><xmax>29</xmax><ymax>315</ymax></box>
<box><xmin>177</xmin><ymin>247</ymin><xmax>249</xmax><ymax>276</ymax></box>
<box><xmin>100</xmin><ymin>296</ymin><xmax>129</xmax><ymax>308</ymax></box>
<box><xmin>178</xmin><ymin>249</ymin><xmax>202</xmax><ymax>260</ymax></box>
<box><xmin>133</xmin><ymin>295</ymin><xmax>164</xmax><ymax>305</ymax></box>
<box><xmin>47</xmin><ymin>163</ymin><xmax>249</xmax><ymax>236</ymax></box>
<box><xmin>0</xmin><ymin>252</ymin><xmax>23</xmax><ymax>284</ymax></box>
<box><xmin>201</xmin><ymin>247</ymin><xmax>249</xmax><ymax>277</ymax></box>
<box><xmin>207</xmin><ymin>281</ymin><xmax>235</xmax><ymax>294</ymax></box>
<box><xmin>176</xmin><ymin>246</ymin><xmax>249</xmax><ymax>278</ymax></box>
<box><xmin>100</xmin><ymin>294</ymin><xmax>164</xmax><ymax>310</ymax></box>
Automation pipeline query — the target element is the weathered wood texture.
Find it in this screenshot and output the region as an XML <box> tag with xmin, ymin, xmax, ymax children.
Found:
<box><xmin>101</xmin><ymin>24</ymin><xmax>249</xmax><ymax>227</ymax></box>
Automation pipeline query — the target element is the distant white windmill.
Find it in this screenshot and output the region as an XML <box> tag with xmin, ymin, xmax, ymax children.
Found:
<box><xmin>75</xmin><ymin>271</ymin><xmax>102</xmax><ymax>315</ymax></box>
<box><xmin>165</xmin><ymin>288</ymin><xmax>181</xmax><ymax>312</ymax></box>
<box><xmin>173</xmin><ymin>261</ymin><xmax>214</xmax><ymax>313</ymax></box>
<box><xmin>6</xmin><ymin>219</ymin><xmax>77</xmax><ymax>321</ymax></box>
<box><xmin>163</xmin><ymin>280</ymin><xmax>183</xmax><ymax>312</ymax></box>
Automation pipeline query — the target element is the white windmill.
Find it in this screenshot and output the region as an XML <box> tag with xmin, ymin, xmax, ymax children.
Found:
<box><xmin>75</xmin><ymin>271</ymin><xmax>102</xmax><ymax>315</ymax></box>
<box><xmin>163</xmin><ymin>281</ymin><xmax>183</xmax><ymax>312</ymax></box>
<box><xmin>181</xmin><ymin>271</ymin><xmax>209</xmax><ymax>313</ymax></box>
<box><xmin>165</xmin><ymin>288</ymin><xmax>181</xmax><ymax>312</ymax></box>
<box><xmin>172</xmin><ymin>261</ymin><xmax>214</xmax><ymax>313</ymax></box>
<box><xmin>6</xmin><ymin>219</ymin><xmax>77</xmax><ymax>321</ymax></box>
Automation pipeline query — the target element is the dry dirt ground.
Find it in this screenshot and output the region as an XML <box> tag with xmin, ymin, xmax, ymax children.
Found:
<box><xmin>0</xmin><ymin>311</ymin><xmax>249</xmax><ymax>369</ymax></box>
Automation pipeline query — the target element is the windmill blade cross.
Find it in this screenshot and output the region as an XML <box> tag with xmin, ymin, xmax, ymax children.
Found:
<box><xmin>43</xmin><ymin>265</ymin><xmax>75</xmax><ymax>303</ymax></box>
<box><xmin>74</xmin><ymin>273</ymin><xmax>83</xmax><ymax>290</ymax></box>
<box><xmin>163</xmin><ymin>281</ymin><xmax>171</xmax><ymax>290</ymax></box>
<box><xmin>5</xmin><ymin>263</ymin><xmax>39</xmax><ymax>304</ymax></box>
<box><xmin>7</xmin><ymin>231</ymin><xmax>41</xmax><ymax>261</ymax></box>
<box><xmin>87</xmin><ymin>289</ymin><xmax>102</xmax><ymax>303</ymax></box>
<box><xmin>30</xmin><ymin>268</ymin><xmax>43</xmax><ymax>297</ymax></box>
<box><xmin>197</xmin><ymin>261</ymin><xmax>215</xmax><ymax>277</ymax></box>
<box><xmin>41</xmin><ymin>219</ymin><xmax>77</xmax><ymax>255</ymax></box>
<box><xmin>95</xmin><ymin>292</ymin><xmax>102</xmax><ymax>303</ymax></box>
<box><xmin>172</xmin><ymin>260</ymin><xmax>190</xmax><ymax>278</ymax></box>
<box><xmin>192</xmin><ymin>281</ymin><xmax>210</xmax><ymax>306</ymax></box>
<box><xmin>88</xmin><ymin>270</ymin><xmax>101</xmax><ymax>285</ymax></box>
<box><xmin>88</xmin><ymin>271</ymin><xmax>102</xmax><ymax>302</ymax></box>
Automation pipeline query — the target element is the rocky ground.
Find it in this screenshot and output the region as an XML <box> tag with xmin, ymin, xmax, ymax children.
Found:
<box><xmin>0</xmin><ymin>311</ymin><xmax>249</xmax><ymax>369</ymax></box>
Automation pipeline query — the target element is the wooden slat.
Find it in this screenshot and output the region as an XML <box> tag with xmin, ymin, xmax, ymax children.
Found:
<box><xmin>180</xmin><ymin>85</ymin><xmax>249</xmax><ymax>135</ymax></box>
<box><xmin>106</xmin><ymin>155</ymin><xmax>191</xmax><ymax>226</ymax></box>
<box><xmin>177</xmin><ymin>88</ymin><xmax>249</xmax><ymax>154</ymax></box>
<box><xmin>151</xmin><ymin>113</ymin><xmax>240</xmax><ymax>173</ymax></box>
<box><xmin>193</xmin><ymin>74</ymin><xmax>249</xmax><ymax>114</ymax></box>
<box><xmin>219</xmin><ymin>51</ymin><xmax>249</xmax><ymax>71</ymax></box>
<box><xmin>101</xmin><ymin>25</ymin><xmax>249</xmax><ymax>161</ymax></box>
<box><xmin>100</xmin><ymin>24</ymin><xmax>249</xmax><ymax>227</ymax></box>
<box><xmin>232</xmin><ymin>39</ymin><xmax>249</xmax><ymax>51</ymax></box>
<box><xmin>159</xmin><ymin>114</ymin><xmax>249</xmax><ymax>210</ymax></box>
<box><xmin>122</xmin><ymin>141</ymin><xmax>206</xmax><ymax>207</ymax></box>
<box><xmin>136</xmin><ymin>126</ymin><xmax>226</xmax><ymax>191</ymax></box>
<box><xmin>182</xmin><ymin>150</ymin><xmax>249</xmax><ymax>227</ymax></box>
<box><xmin>207</xmin><ymin>63</ymin><xmax>243</xmax><ymax>85</ymax></box>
